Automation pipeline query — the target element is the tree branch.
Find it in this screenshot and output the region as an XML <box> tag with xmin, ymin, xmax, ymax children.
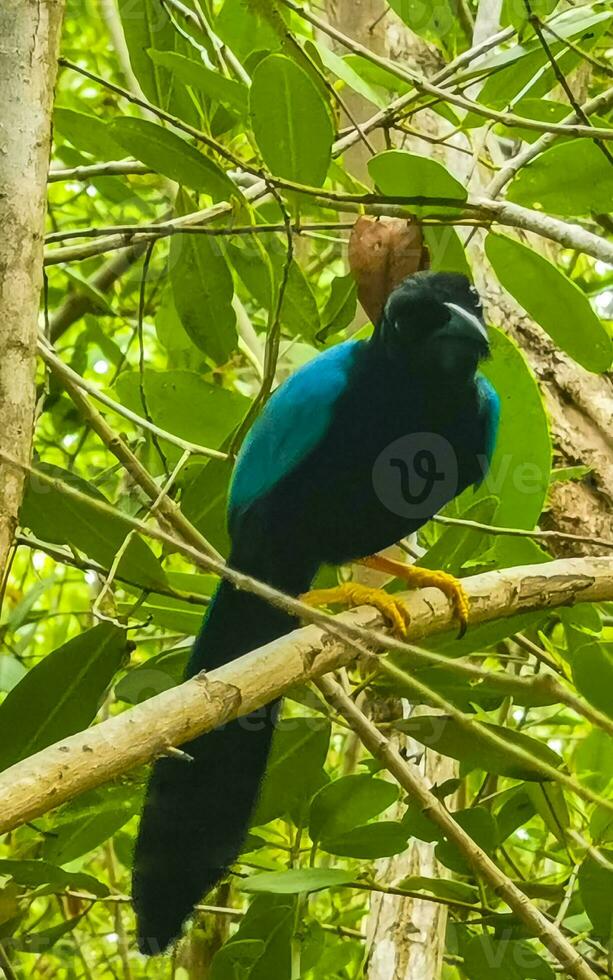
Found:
<box><xmin>0</xmin><ymin>554</ymin><xmax>611</xmax><ymax>836</ymax></box>
<box><xmin>315</xmin><ymin>674</ymin><xmax>599</xmax><ymax>980</ymax></box>
<box><xmin>43</xmin><ymin>193</ymin><xmax>613</xmax><ymax>266</ymax></box>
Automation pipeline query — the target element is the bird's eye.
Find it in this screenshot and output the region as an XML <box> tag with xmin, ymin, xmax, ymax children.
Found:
<box><xmin>469</xmin><ymin>285</ymin><xmax>483</xmax><ymax>310</ymax></box>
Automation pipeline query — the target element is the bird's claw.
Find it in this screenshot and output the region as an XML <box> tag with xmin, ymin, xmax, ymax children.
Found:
<box><xmin>358</xmin><ymin>555</ymin><xmax>469</xmax><ymax>637</ymax></box>
<box><xmin>299</xmin><ymin>583</ymin><xmax>411</xmax><ymax>637</ymax></box>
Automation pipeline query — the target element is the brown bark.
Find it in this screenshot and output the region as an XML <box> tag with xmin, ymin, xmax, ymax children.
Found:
<box><xmin>0</xmin><ymin>0</ymin><xmax>65</xmax><ymax>588</ymax></box>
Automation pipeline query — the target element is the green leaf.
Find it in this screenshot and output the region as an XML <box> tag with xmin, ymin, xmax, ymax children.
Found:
<box><xmin>220</xmin><ymin>895</ymin><xmax>293</xmax><ymax>980</ymax></box>
<box><xmin>147</xmin><ymin>50</ymin><xmax>249</xmax><ymax>113</ymax></box>
<box><xmin>550</xmin><ymin>464</ymin><xmax>592</xmax><ymax>484</ymax></box>
<box><xmin>576</xmin><ymin>729</ymin><xmax>613</xmax><ymax>793</ymax></box>
<box><xmin>499</xmin><ymin>98</ymin><xmax>573</xmax><ymax>144</ymax></box>
<box><xmin>431</xmin><ymin>611</ymin><xmax>548</xmax><ymax>658</ymax></box>
<box><xmin>250</xmin><ymin>54</ymin><xmax>334</xmax><ymax>186</ymax></box>
<box><xmin>507</xmin><ymin>139</ymin><xmax>613</xmax><ymax>217</ymax></box>
<box><xmin>496</xmin><ymin>790</ymin><xmax>537</xmax><ymax>842</ymax></box>
<box><xmin>525</xmin><ymin>783</ymin><xmax>569</xmax><ymax>844</ymax></box>
<box><xmin>460</xmin><ymin>933</ymin><xmax>554</xmax><ymax>980</ymax></box>
<box><xmin>436</xmin><ymin>807</ymin><xmax>498</xmax><ymax>875</ymax></box>
<box><xmin>485</xmin><ymin>233</ymin><xmax>612</xmax><ymax>374</ymax></box>
<box><xmin>211</xmin><ymin>939</ymin><xmax>265</xmax><ymax>980</ymax></box>
<box><xmin>309</xmin><ymin>775</ymin><xmax>399</xmax><ymax>842</ymax></box>
<box><xmin>457</xmin><ymin>7</ymin><xmax>612</xmax><ymax>81</ymax></box>
<box><xmin>155</xmin><ymin>287</ymin><xmax>194</xmax><ymax>351</ymax></box>
<box><xmin>241</xmin><ymin>868</ymin><xmax>355</xmax><ymax>894</ymax></box>
<box><xmin>568</xmin><ymin>639</ymin><xmax>613</xmax><ymax>722</ymax></box>
<box><xmin>227</xmin><ymin>239</ymin><xmax>320</xmax><ymax>340</ymax></box>
<box><xmin>253</xmin><ymin>718</ymin><xmax>330</xmax><ymax>826</ymax></box>
<box><xmin>320</xmin><ymin>821</ymin><xmax>409</xmax><ymax>859</ymax></box>
<box><xmin>118</xmin><ymin>593</ymin><xmax>203</xmax><ymax>634</ymax></box>
<box><xmin>579</xmin><ymin>851</ymin><xmax>613</xmax><ymax>942</ymax></box>
<box><xmin>393</xmin><ymin>715</ymin><xmax>563</xmax><ymax>781</ymax></box>
<box><xmin>402</xmin><ymin>801</ymin><xmax>444</xmax><ymax>843</ymax></box>
<box><xmin>318</xmin><ymin>274</ymin><xmax>358</xmax><ymax>341</ymax></box>
<box><xmin>116</xmin><ymin>0</ymin><xmax>198</xmax><ymax>123</ymax></box>
<box><xmin>395</xmin><ymin>875</ymin><xmax>478</xmax><ymax>904</ymax></box>
<box><xmin>423</xmin><ymin>225</ymin><xmax>471</xmax><ymax>276</ymax></box>
<box><xmin>388</xmin><ymin>660</ymin><xmax>560</xmax><ymax>713</ymax></box>
<box><xmin>181</xmin><ymin>458</ymin><xmax>233</xmax><ymax>556</ymax></box>
<box><xmin>12</xmin><ymin>916</ymin><xmax>85</xmax><ymax>954</ymax></box>
<box><xmin>0</xmin><ymin>655</ymin><xmax>27</xmax><ymax>693</ymax></box>
<box><xmin>115</xmin><ymin>646</ymin><xmax>189</xmax><ymax>703</ymax></box>
<box><xmin>0</xmin><ymin>860</ymin><xmax>108</xmax><ymax>898</ymax></box>
<box><xmin>21</xmin><ymin>463</ymin><xmax>166</xmax><ymax>589</ymax></box>
<box><xmin>310</xmin><ymin>42</ymin><xmax>387</xmax><ymax>109</ymax></box>
<box><xmin>505</xmin><ymin>0</ymin><xmax>558</xmax><ymax>31</ymax></box>
<box><xmin>54</xmin><ymin>108</ymin><xmax>122</xmax><ymax>161</ymax></box>
<box><xmin>114</xmin><ymin>370</ymin><xmax>247</xmax><ymax>465</ymax></box>
<box><xmin>0</xmin><ymin>624</ymin><xmax>126</xmax><ymax>772</ymax></box>
<box><xmin>215</xmin><ymin>0</ymin><xmax>284</xmax><ymax>60</ymax></box>
<box><xmin>471</xmin><ymin>325</ymin><xmax>552</xmax><ymax>553</ymax></box>
<box><xmin>170</xmin><ymin>191</ymin><xmax>237</xmax><ymax>362</ymax></box>
<box><xmin>109</xmin><ymin>118</ymin><xmax>237</xmax><ymax>200</ymax></box>
<box><xmin>591</xmin><ymin>805</ymin><xmax>613</xmax><ymax>845</ymax></box>
<box><xmin>51</xmin><ymin>782</ymin><xmax>144</xmax><ymax>826</ymax></box>
<box><xmin>343</xmin><ymin>54</ymin><xmax>413</xmax><ymax>96</ymax></box>
<box><xmin>368</xmin><ymin>150</ymin><xmax>467</xmax><ymax>210</ymax></box>
<box><xmin>419</xmin><ymin>495</ymin><xmax>499</xmax><ymax>575</ymax></box>
<box><xmin>43</xmin><ymin>810</ymin><xmax>132</xmax><ymax>866</ymax></box>
<box><xmin>387</xmin><ymin>0</ymin><xmax>466</xmax><ymax>48</ymax></box>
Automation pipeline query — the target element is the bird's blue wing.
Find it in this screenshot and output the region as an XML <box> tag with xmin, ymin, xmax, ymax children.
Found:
<box><xmin>229</xmin><ymin>340</ymin><xmax>362</xmax><ymax>524</ymax></box>
<box><xmin>475</xmin><ymin>374</ymin><xmax>500</xmax><ymax>480</ymax></box>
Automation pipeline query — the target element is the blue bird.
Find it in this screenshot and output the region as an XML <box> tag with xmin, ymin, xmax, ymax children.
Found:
<box><xmin>132</xmin><ymin>270</ymin><xmax>500</xmax><ymax>952</ymax></box>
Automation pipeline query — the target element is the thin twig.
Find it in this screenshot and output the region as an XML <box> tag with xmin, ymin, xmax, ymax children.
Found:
<box><xmin>315</xmin><ymin>674</ymin><xmax>598</xmax><ymax>980</ymax></box>
<box><xmin>16</xmin><ymin>532</ymin><xmax>209</xmax><ymax>605</ymax></box>
<box><xmin>275</xmin><ymin>0</ymin><xmax>613</xmax><ymax>141</ymax></box>
<box><xmin>432</xmin><ymin>514</ymin><xmax>613</xmax><ymax>551</ymax></box>
<box><xmin>523</xmin><ymin>3</ymin><xmax>613</xmax><ymax>167</ymax></box>
<box><xmin>136</xmin><ymin>241</ymin><xmax>169</xmax><ymax>472</ymax></box>
<box><xmin>230</xmin><ymin>185</ymin><xmax>294</xmax><ymax>452</ymax></box>
<box><xmin>540</xmin><ymin>19</ymin><xmax>613</xmax><ymax>78</ymax></box>
<box><xmin>37</xmin><ymin>339</ymin><xmax>227</xmax><ymax>460</ymax></box>
<box><xmin>35</xmin><ymin>355</ymin><xmax>223</xmax><ymax>561</ymax></box>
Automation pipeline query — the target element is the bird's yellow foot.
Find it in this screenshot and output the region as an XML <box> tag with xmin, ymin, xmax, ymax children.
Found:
<box><xmin>358</xmin><ymin>555</ymin><xmax>470</xmax><ymax>638</ymax></box>
<box><xmin>299</xmin><ymin>583</ymin><xmax>411</xmax><ymax>637</ymax></box>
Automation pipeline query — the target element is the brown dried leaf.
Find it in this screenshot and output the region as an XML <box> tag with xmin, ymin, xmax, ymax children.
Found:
<box><xmin>348</xmin><ymin>216</ymin><xmax>429</xmax><ymax>324</ymax></box>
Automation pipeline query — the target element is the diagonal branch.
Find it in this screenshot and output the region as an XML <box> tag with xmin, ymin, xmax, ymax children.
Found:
<box><xmin>315</xmin><ymin>674</ymin><xmax>599</xmax><ymax>980</ymax></box>
<box><xmin>0</xmin><ymin>545</ymin><xmax>611</xmax><ymax>836</ymax></box>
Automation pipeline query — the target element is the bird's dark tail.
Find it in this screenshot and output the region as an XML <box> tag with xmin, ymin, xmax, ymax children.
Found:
<box><xmin>132</xmin><ymin>573</ymin><xmax>299</xmax><ymax>954</ymax></box>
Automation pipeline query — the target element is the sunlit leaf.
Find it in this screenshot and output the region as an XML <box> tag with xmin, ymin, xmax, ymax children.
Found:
<box><xmin>309</xmin><ymin>774</ymin><xmax>398</xmax><ymax>842</ymax></box>
<box><xmin>394</xmin><ymin>714</ymin><xmax>563</xmax><ymax>780</ymax></box>
<box><xmin>241</xmin><ymin>868</ymin><xmax>355</xmax><ymax>894</ymax></box>
<box><xmin>109</xmin><ymin>118</ymin><xmax>237</xmax><ymax>199</ymax></box>
<box><xmin>486</xmin><ymin>233</ymin><xmax>612</xmax><ymax>373</ymax></box>
<box><xmin>170</xmin><ymin>191</ymin><xmax>237</xmax><ymax>362</ymax></box>
<box><xmin>250</xmin><ymin>54</ymin><xmax>334</xmax><ymax>185</ymax></box>
<box><xmin>0</xmin><ymin>624</ymin><xmax>126</xmax><ymax>772</ymax></box>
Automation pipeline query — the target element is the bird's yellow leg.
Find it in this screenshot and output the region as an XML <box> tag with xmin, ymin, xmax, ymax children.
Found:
<box><xmin>359</xmin><ymin>554</ymin><xmax>470</xmax><ymax>637</ymax></box>
<box><xmin>299</xmin><ymin>583</ymin><xmax>411</xmax><ymax>637</ymax></box>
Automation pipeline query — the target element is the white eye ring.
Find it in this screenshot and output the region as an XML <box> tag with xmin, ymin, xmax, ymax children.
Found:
<box><xmin>469</xmin><ymin>285</ymin><xmax>483</xmax><ymax>310</ymax></box>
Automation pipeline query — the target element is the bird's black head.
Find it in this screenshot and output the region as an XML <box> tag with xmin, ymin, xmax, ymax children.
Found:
<box><xmin>377</xmin><ymin>271</ymin><xmax>490</xmax><ymax>381</ymax></box>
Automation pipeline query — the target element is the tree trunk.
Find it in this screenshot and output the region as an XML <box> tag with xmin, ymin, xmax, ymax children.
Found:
<box><xmin>0</xmin><ymin>0</ymin><xmax>65</xmax><ymax>589</ymax></box>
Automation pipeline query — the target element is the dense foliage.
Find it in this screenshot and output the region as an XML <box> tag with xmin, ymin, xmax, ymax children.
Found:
<box><xmin>1</xmin><ymin>0</ymin><xmax>612</xmax><ymax>977</ymax></box>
